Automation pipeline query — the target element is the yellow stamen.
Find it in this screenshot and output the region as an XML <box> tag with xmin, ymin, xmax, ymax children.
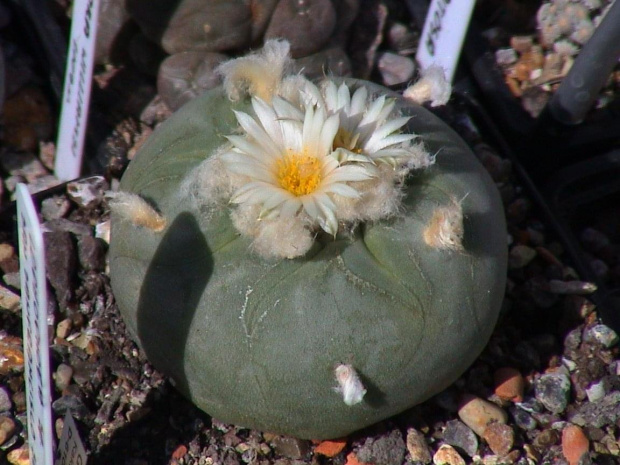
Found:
<box><xmin>277</xmin><ymin>153</ymin><xmax>322</xmax><ymax>196</ymax></box>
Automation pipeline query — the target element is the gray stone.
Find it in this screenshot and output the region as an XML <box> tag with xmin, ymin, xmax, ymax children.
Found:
<box><xmin>264</xmin><ymin>0</ymin><xmax>336</xmax><ymax>58</ymax></box>
<box><xmin>510</xmin><ymin>406</ymin><xmax>538</xmax><ymax>431</ymax></box>
<box><xmin>567</xmin><ymin>391</ymin><xmax>620</xmax><ymax>428</ymax></box>
<box><xmin>377</xmin><ymin>52</ymin><xmax>415</xmax><ymax>86</ymax></box>
<box><xmin>77</xmin><ymin>236</ymin><xmax>107</xmax><ymax>272</ymax></box>
<box><xmin>585</xmin><ymin>379</ymin><xmax>607</xmax><ymax>403</ymax></box>
<box><xmin>0</xmin><ymin>387</ymin><xmax>12</xmax><ymax>413</ymax></box>
<box><xmin>406</xmin><ymin>428</ymin><xmax>432</xmax><ymax>464</ymax></box>
<box><xmin>442</xmin><ymin>419</ymin><xmax>478</xmax><ymax>457</ymax></box>
<box><xmin>269</xmin><ymin>436</ymin><xmax>310</xmax><ymax>460</ymax></box>
<box><xmin>67</xmin><ymin>176</ymin><xmax>109</xmax><ymax>209</ymax></box>
<box><xmin>585</xmin><ymin>324</ymin><xmax>619</xmax><ymax>348</ymax></box>
<box><xmin>52</xmin><ymin>394</ymin><xmax>91</xmax><ymax>422</ymax></box>
<box><xmin>127</xmin><ymin>0</ymin><xmax>252</xmax><ymax>54</ymax></box>
<box><xmin>41</xmin><ymin>196</ymin><xmax>71</xmax><ymax>221</ymax></box>
<box><xmin>157</xmin><ymin>51</ymin><xmax>227</xmax><ymax>111</ymax></box>
<box><xmin>535</xmin><ymin>372</ymin><xmax>571</xmax><ymax>414</ymax></box>
<box><xmin>43</xmin><ymin>231</ymin><xmax>77</xmax><ymax>311</ymax></box>
<box><xmin>356</xmin><ymin>429</ymin><xmax>406</xmax><ymax>465</ymax></box>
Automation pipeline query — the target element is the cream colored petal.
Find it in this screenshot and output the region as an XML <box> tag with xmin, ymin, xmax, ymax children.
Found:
<box><xmin>233</xmin><ymin>110</ymin><xmax>279</xmax><ymax>156</ymax></box>
<box><xmin>366</xmin><ymin>116</ymin><xmax>411</xmax><ymax>147</ymax></box>
<box><xmin>360</xmin><ymin>95</ymin><xmax>386</xmax><ymax>126</ymax></box>
<box><xmin>350</xmin><ymin>86</ymin><xmax>368</xmax><ymax>115</ymax></box>
<box><xmin>337</xmin><ymin>82</ymin><xmax>351</xmax><ymax>109</ymax></box>
<box><xmin>252</xmin><ymin>97</ymin><xmax>285</xmax><ymax>148</ymax></box>
<box><xmin>366</xmin><ymin>133</ymin><xmax>416</xmax><ymax>152</ymax></box>
<box><xmin>301</xmin><ymin>195</ymin><xmax>320</xmax><ymax>221</ymax></box>
<box><xmin>318</xmin><ymin>113</ymin><xmax>340</xmax><ymax>156</ymax></box>
<box><xmin>279</xmin><ymin>197</ymin><xmax>302</xmax><ymax>217</ymax></box>
<box><xmin>325</xmin><ymin>164</ymin><xmax>374</xmax><ymax>183</ymax></box>
<box><xmin>322</xmin><ymin>183</ymin><xmax>361</xmax><ymax>198</ymax></box>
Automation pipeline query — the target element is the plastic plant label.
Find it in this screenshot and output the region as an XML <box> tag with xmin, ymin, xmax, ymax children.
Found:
<box><xmin>55</xmin><ymin>413</ymin><xmax>87</xmax><ymax>465</ymax></box>
<box><xmin>55</xmin><ymin>0</ymin><xmax>101</xmax><ymax>181</ymax></box>
<box><xmin>416</xmin><ymin>0</ymin><xmax>476</xmax><ymax>83</ymax></box>
<box><xmin>17</xmin><ymin>184</ymin><xmax>55</xmax><ymax>465</ymax></box>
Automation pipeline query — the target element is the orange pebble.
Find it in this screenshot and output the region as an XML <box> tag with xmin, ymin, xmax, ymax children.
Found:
<box><xmin>345</xmin><ymin>451</ymin><xmax>370</xmax><ymax>465</ymax></box>
<box><xmin>315</xmin><ymin>439</ymin><xmax>347</xmax><ymax>457</ymax></box>
<box><xmin>562</xmin><ymin>425</ymin><xmax>589</xmax><ymax>465</ymax></box>
<box><xmin>494</xmin><ymin>367</ymin><xmax>525</xmax><ymax>402</ymax></box>
<box><xmin>171</xmin><ymin>444</ymin><xmax>188</xmax><ymax>460</ymax></box>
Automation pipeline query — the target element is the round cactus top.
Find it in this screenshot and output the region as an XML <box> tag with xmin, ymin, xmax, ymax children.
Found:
<box><xmin>132</xmin><ymin>39</ymin><xmax>448</xmax><ymax>259</ymax></box>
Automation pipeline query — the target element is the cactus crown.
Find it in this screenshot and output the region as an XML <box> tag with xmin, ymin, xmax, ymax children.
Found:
<box><xmin>179</xmin><ymin>40</ymin><xmax>437</xmax><ymax>259</ymax></box>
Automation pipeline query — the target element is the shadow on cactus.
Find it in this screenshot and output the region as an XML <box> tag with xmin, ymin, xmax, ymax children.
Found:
<box><xmin>108</xmin><ymin>40</ymin><xmax>508</xmax><ymax>439</ymax></box>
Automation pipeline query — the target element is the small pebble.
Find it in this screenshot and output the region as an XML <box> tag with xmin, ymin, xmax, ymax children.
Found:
<box><xmin>53</xmin><ymin>363</ymin><xmax>73</xmax><ymax>392</ymax></box>
<box><xmin>457</xmin><ymin>394</ymin><xmax>508</xmax><ymax>437</ymax></box>
<box><xmin>56</xmin><ymin>318</ymin><xmax>73</xmax><ymax>339</ymax></box>
<box><xmin>585</xmin><ymin>379</ymin><xmax>607</xmax><ymax>402</ymax></box>
<box><xmin>0</xmin><ymin>244</ymin><xmax>18</xmax><ymax>273</ymax></box>
<box><xmin>171</xmin><ymin>444</ymin><xmax>187</xmax><ymax>460</ymax></box>
<box><xmin>0</xmin><ymin>285</ymin><xmax>20</xmax><ymax>313</ymax></box>
<box><xmin>41</xmin><ymin>195</ymin><xmax>71</xmax><ymax>221</ymax></box>
<box><xmin>442</xmin><ymin>420</ymin><xmax>478</xmax><ymax>457</ymax></box>
<box><xmin>11</xmin><ymin>392</ymin><xmax>26</xmax><ymax>413</ymax></box>
<box><xmin>535</xmin><ymin>371</ymin><xmax>571</xmax><ymax>414</ymax></box>
<box><xmin>314</xmin><ymin>439</ymin><xmax>347</xmax><ymax>457</ymax></box>
<box><xmin>508</xmin><ymin>245</ymin><xmax>537</xmax><ymax>269</ymax></box>
<box><xmin>533</xmin><ymin>428</ymin><xmax>560</xmax><ymax>449</ymax></box>
<box><xmin>377</xmin><ymin>52</ymin><xmax>415</xmax><ymax>86</ymax></box>
<box><xmin>548</xmin><ymin>280</ymin><xmax>597</xmax><ymax>295</ymax></box>
<box><xmin>406</xmin><ymin>428</ymin><xmax>432</xmax><ymax>464</ymax></box>
<box><xmin>510</xmin><ymin>35</ymin><xmax>534</xmax><ymax>53</ymax></box>
<box><xmin>356</xmin><ymin>429</ymin><xmax>406</xmax><ymax>465</ymax></box>
<box><xmin>0</xmin><ymin>416</ymin><xmax>16</xmax><ymax>446</ymax></box>
<box><xmin>433</xmin><ymin>444</ymin><xmax>466</xmax><ymax>465</ymax></box>
<box><xmin>3</xmin><ymin>272</ymin><xmax>21</xmax><ymax>290</ymax></box>
<box><xmin>0</xmin><ymin>387</ymin><xmax>11</xmax><ymax>413</ymax></box>
<box><xmin>270</xmin><ymin>436</ymin><xmax>311</xmax><ymax>459</ymax></box>
<box><xmin>345</xmin><ymin>451</ymin><xmax>369</xmax><ymax>465</ymax></box>
<box><xmin>584</xmin><ymin>324</ymin><xmax>619</xmax><ymax>348</ymax></box>
<box><xmin>494</xmin><ymin>367</ymin><xmax>525</xmax><ymax>402</ymax></box>
<box><xmin>482</xmin><ymin>423</ymin><xmax>514</xmax><ymax>456</ymax></box>
<box><xmin>562</xmin><ymin>424</ymin><xmax>589</xmax><ymax>465</ymax></box>
<box><xmin>495</xmin><ymin>48</ymin><xmax>517</xmax><ymax>66</ymax></box>
<box><xmin>510</xmin><ymin>406</ymin><xmax>538</xmax><ymax>431</ymax></box>
<box><xmin>0</xmin><ymin>340</ymin><xmax>24</xmax><ymax>375</ymax></box>
<box><xmin>7</xmin><ymin>445</ymin><xmax>29</xmax><ymax>465</ymax></box>
<box><xmin>66</xmin><ymin>176</ymin><xmax>109</xmax><ymax>208</ymax></box>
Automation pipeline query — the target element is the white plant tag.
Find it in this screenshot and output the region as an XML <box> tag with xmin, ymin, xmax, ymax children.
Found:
<box><xmin>55</xmin><ymin>413</ymin><xmax>88</xmax><ymax>465</ymax></box>
<box><xmin>55</xmin><ymin>0</ymin><xmax>101</xmax><ymax>181</ymax></box>
<box><xmin>17</xmin><ymin>184</ymin><xmax>55</xmax><ymax>465</ymax></box>
<box><xmin>416</xmin><ymin>0</ymin><xmax>476</xmax><ymax>83</ymax></box>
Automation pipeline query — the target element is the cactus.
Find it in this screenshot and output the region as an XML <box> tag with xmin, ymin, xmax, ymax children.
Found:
<box><xmin>108</xmin><ymin>44</ymin><xmax>507</xmax><ymax>439</ymax></box>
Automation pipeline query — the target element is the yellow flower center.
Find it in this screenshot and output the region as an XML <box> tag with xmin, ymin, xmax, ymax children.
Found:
<box><xmin>277</xmin><ymin>152</ymin><xmax>322</xmax><ymax>196</ymax></box>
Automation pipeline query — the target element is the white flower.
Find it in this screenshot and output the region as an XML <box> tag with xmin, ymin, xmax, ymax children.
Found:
<box><xmin>220</xmin><ymin>96</ymin><xmax>374</xmax><ymax>239</ymax></box>
<box><xmin>321</xmin><ymin>81</ymin><xmax>422</xmax><ymax>166</ymax></box>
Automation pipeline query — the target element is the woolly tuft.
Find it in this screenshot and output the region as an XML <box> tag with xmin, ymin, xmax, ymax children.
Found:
<box><xmin>108</xmin><ymin>192</ymin><xmax>167</xmax><ymax>232</ymax></box>
<box><xmin>217</xmin><ymin>39</ymin><xmax>292</xmax><ymax>102</ymax></box>
<box><xmin>403</xmin><ymin>65</ymin><xmax>451</xmax><ymax>107</ymax></box>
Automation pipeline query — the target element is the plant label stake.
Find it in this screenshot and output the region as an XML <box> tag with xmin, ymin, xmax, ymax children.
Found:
<box><xmin>55</xmin><ymin>0</ymin><xmax>101</xmax><ymax>181</ymax></box>
<box><xmin>56</xmin><ymin>413</ymin><xmax>87</xmax><ymax>465</ymax></box>
<box><xmin>17</xmin><ymin>184</ymin><xmax>54</xmax><ymax>465</ymax></box>
<box><xmin>416</xmin><ymin>0</ymin><xmax>475</xmax><ymax>83</ymax></box>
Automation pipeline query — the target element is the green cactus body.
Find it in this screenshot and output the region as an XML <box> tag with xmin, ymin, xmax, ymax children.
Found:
<box><xmin>109</xmin><ymin>79</ymin><xmax>507</xmax><ymax>439</ymax></box>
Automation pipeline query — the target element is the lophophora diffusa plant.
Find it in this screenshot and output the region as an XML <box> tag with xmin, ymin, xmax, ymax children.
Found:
<box><xmin>108</xmin><ymin>40</ymin><xmax>508</xmax><ymax>439</ymax></box>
